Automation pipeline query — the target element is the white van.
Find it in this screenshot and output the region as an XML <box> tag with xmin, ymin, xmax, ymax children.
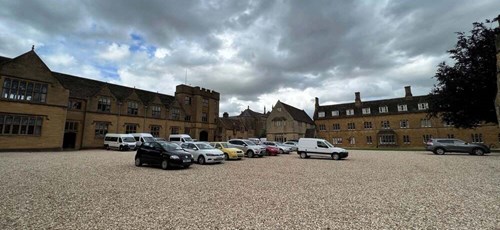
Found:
<box><xmin>104</xmin><ymin>133</ymin><xmax>137</xmax><ymax>151</ymax></box>
<box><xmin>130</xmin><ymin>133</ymin><xmax>156</xmax><ymax>146</ymax></box>
<box><xmin>169</xmin><ymin>134</ymin><xmax>194</xmax><ymax>144</ymax></box>
<box><xmin>297</xmin><ymin>138</ymin><xmax>348</xmax><ymax>160</ymax></box>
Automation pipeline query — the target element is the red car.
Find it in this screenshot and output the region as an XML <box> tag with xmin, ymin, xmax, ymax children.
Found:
<box><xmin>265</xmin><ymin>146</ymin><xmax>280</xmax><ymax>156</ymax></box>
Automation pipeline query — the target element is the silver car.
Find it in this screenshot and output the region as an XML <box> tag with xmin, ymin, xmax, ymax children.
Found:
<box><xmin>228</xmin><ymin>139</ymin><xmax>266</xmax><ymax>158</ymax></box>
<box><xmin>181</xmin><ymin>142</ymin><xmax>225</xmax><ymax>164</ymax></box>
<box><xmin>425</xmin><ymin>138</ymin><xmax>491</xmax><ymax>155</ymax></box>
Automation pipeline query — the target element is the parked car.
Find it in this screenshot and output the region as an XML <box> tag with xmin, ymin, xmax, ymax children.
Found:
<box><xmin>209</xmin><ymin>142</ymin><xmax>244</xmax><ymax>160</ymax></box>
<box><xmin>228</xmin><ymin>139</ymin><xmax>266</xmax><ymax>158</ymax></box>
<box><xmin>282</xmin><ymin>141</ymin><xmax>298</xmax><ymax>152</ymax></box>
<box><xmin>135</xmin><ymin>141</ymin><xmax>193</xmax><ymax>169</ymax></box>
<box><xmin>104</xmin><ymin>133</ymin><xmax>137</xmax><ymax>151</ymax></box>
<box><xmin>181</xmin><ymin>142</ymin><xmax>225</xmax><ymax>164</ymax></box>
<box><xmin>262</xmin><ymin>141</ymin><xmax>291</xmax><ymax>154</ymax></box>
<box><xmin>297</xmin><ymin>138</ymin><xmax>348</xmax><ymax>160</ymax></box>
<box><xmin>265</xmin><ymin>145</ymin><xmax>280</xmax><ymax>156</ymax></box>
<box><xmin>425</xmin><ymin>138</ymin><xmax>491</xmax><ymax>155</ymax></box>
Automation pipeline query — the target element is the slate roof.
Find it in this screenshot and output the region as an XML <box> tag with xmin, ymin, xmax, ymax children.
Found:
<box><xmin>0</xmin><ymin>56</ymin><xmax>10</xmax><ymax>64</ymax></box>
<box><xmin>315</xmin><ymin>95</ymin><xmax>431</xmax><ymax>119</ymax></box>
<box><xmin>238</xmin><ymin>108</ymin><xmax>267</xmax><ymax>118</ymax></box>
<box><xmin>1</xmin><ymin>53</ymin><xmax>177</xmax><ymax>108</ymax></box>
<box><xmin>219</xmin><ymin>117</ymin><xmax>246</xmax><ymax>130</ymax></box>
<box><xmin>279</xmin><ymin>101</ymin><xmax>314</xmax><ymax>125</ymax></box>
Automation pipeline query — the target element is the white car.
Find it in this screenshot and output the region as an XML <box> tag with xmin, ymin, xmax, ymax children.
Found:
<box><xmin>181</xmin><ymin>142</ymin><xmax>225</xmax><ymax>164</ymax></box>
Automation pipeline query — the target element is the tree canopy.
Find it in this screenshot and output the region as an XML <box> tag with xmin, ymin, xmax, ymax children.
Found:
<box><xmin>427</xmin><ymin>20</ymin><xmax>498</xmax><ymax>128</ymax></box>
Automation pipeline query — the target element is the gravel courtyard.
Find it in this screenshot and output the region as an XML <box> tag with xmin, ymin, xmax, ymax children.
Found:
<box><xmin>0</xmin><ymin>149</ymin><xmax>499</xmax><ymax>229</ymax></box>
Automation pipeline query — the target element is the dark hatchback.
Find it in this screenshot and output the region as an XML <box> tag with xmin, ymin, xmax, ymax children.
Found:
<box><xmin>135</xmin><ymin>141</ymin><xmax>193</xmax><ymax>169</ymax></box>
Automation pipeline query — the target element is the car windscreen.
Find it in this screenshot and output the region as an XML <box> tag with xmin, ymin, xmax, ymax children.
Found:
<box><xmin>324</xmin><ymin>140</ymin><xmax>334</xmax><ymax>148</ymax></box>
<box><xmin>122</xmin><ymin>137</ymin><xmax>136</xmax><ymax>142</ymax></box>
<box><xmin>196</xmin><ymin>143</ymin><xmax>214</xmax><ymax>149</ymax></box>
<box><xmin>160</xmin><ymin>142</ymin><xmax>183</xmax><ymax>151</ymax></box>
<box><xmin>143</xmin><ymin>137</ymin><xmax>156</xmax><ymax>142</ymax></box>
<box><xmin>184</xmin><ymin>137</ymin><xmax>194</xmax><ymax>142</ymax></box>
<box><xmin>243</xmin><ymin>140</ymin><xmax>256</xmax><ymax>146</ymax></box>
<box><xmin>220</xmin><ymin>143</ymin><xmax>229</xmax><ymax>148</ymax></box>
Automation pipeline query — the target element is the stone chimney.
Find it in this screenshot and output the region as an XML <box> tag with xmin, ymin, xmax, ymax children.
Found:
<box><xmin>223</xmin><ymin>112</ymin><xmax>229</xmax><ymax>118</ymax></box>
<box><xmin>315</xmin><ymin>97</ymin><xmax>319</xmax><ymax>108</ymax></box>
<box><xmin>354</xmin><ymin>92</ymin><xmax>361</xmax><ymax>107</ymax></box>
<box><xmin>404</xmin><ymin>86</ymin><xmax>413</xmax><ymax>99</ymax></box>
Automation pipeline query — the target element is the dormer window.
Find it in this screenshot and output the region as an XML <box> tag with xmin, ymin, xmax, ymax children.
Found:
<box><xmin>318</xmin><ymin>112</ymin><xmax>325</xmax><ymax>118</ymax></box>
<box><xmin>346</xmin><ymin>109</ymin><xmax>354</xmax><ymax>116</ymax></box>
<box><xmin>379</xmin><ymin>106</ymin><xmax>388</xmax><ymax>113</ymax></box>
<box><xmin>397</xmin><ymin>104</ymin><xmax>408</xmax><ymax>112</ymax></box>
<box><xmin>362</xmin><ymin>108</ymin><xmax>371</xmax><ymax>115</ymax></box>
<box><xmin>418</xmin><ymin>103</ymin><xmax>429</xmax><ymax>110</ymax></box>
<box><xmin>332</xmin><ymin>110</ymin><xmax>339</xmax><ymax>116</ymax></box>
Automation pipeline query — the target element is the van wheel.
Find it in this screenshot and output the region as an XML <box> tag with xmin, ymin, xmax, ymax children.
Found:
<box><xmin>198</xmin><ymin>156</ymin><xmax>206</xmax><ymax>165</ymax></box>
<box><xmin>105</xmin><ymin>145</ymin><xmax>110</xmax><ymax>150</ymax></box>
<box><xmin>472</xmin><ymin>148</ymin><xmax>484</xmax><ymax>156</ymax></box>
<box><xmin>161</xmin><ymin>160</ymin><xmax>169</xmax><ymax>170</ymax></box>
<box><xmin>247</xmin><ymin>151</ymin><xmax>253</xmax><ymax>158</ymax></box>
<box><xmin>332</xmin><ymin>153</ymin><xmax>340</xmax><ymax>160</ymax></box>
<box><xmin>300</xmin><ymin>152</ymin><xmax>307</xmax><ymax>159</ymax></box>
<box><xmin>135</xmin><ymin>157</ymin><xmax>142</xmax><ymax>167</ymax></box>
<box><xmin>119</xmin><ymin>146</ymin><xmax>123</xmax><ymax>151</ymax></box>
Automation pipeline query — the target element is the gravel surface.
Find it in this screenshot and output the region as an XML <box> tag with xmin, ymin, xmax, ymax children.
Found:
<box><xmin>0</xmin><ymin>149</ymin><xmax>499</xmax><ymax>229</ymax></box>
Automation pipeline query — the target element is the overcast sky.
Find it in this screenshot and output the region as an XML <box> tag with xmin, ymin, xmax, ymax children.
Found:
<box><xmin>1</xmin><ymin>0</ymin><xmax>498</xmax><ymax>117</ymax></box>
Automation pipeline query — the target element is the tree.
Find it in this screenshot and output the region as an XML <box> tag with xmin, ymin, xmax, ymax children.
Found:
<box><xmin>427</xmin><ymin>20</ymin><xmax>498</xmax><ymax>128</ymax></box>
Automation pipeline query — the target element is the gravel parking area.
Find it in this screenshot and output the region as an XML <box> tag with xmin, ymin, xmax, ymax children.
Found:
<box><xmin>0</xmin><ymin>149</ymin><xmax>499</xmax><ymax>229</ymax></box>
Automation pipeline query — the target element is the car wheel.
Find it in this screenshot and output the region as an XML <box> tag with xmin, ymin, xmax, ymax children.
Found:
<box><xmin>184</xmin><ymin>165</ymin><xmax>190</xmax><ymax>169</ymax></box>
<box><xmin>300</xmin><ymin>152</ymin><xmax>307</xmax><ymax>159</ymax></box>
<box><xmin>135</xmin><ymin>157</ymin><xmax>142</xmax><ymax>167</ymax></box>
<box><xmin>247</xmin><ymin>151</ymin><xmax>253</xmax><ymax>158</ymax></box>
<box><xmin>473</xmin><ymin>148</ymin><xmax>485</xmax><ymax>156</ymax></box>
<box><xmin>224</xmin><ymin>153</ymin><xmax>229</xmax><ymax>160</ymax></box>
<box><xmin>434</xmin><ymin>148</ymin><xmax>445</xmax><ymax>155</ymax></box>
<box><xmin>161</xmin><ymin>160</ymin><xmax>169</xmax><ymax>170</ymax></box>
<box><xmin>198</xmin><ymin>156</ymin><xmax>206</xmax><ymax>165</ymax></box>
<box><xmin>119</xmin><ymin>145</ymin><xmax>123</xmax><ymax>151</ymax></box>
<box><xmin>332</xmin><ymin>153</ymin><xmax>340</xmax><ymax>160</ymax></box>
<box><xmin>279</xmin><ymin>149</ymin><xmax>284</xmax><ymax>154</ymax></box>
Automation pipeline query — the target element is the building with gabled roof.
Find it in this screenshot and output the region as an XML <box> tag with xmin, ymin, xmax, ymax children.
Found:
<box><xmin>314</xmin><ymin>86</ymin><xmax>500</xmax><ymax>148</ymax></box>
<box><xmin>0</xmin><ymin>49</ymin><xmax>219</xmax><ymax>151</ymax></box>
<box><xmin>266</xmin><ymin>100</ymin><xmax>315</xmax><ymax>142</ymax></box>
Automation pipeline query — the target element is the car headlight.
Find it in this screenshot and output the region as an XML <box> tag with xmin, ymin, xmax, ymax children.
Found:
<box><xmin>170</xmin><ymin>155</ymin><xmax>180</xmax><ymax>160</ymax></box>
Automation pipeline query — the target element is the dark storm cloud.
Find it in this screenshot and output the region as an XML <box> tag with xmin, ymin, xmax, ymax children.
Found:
<box><xmin>0</xmin><ymin>0</ymin><xmax>498</xmax><ymax>116</ymax></box>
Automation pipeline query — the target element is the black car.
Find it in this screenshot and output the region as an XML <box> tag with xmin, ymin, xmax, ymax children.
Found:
<box><xmin>135</xmin><ymin>141</ymin><xmax>193</xmax><ymax>169</ymax></box>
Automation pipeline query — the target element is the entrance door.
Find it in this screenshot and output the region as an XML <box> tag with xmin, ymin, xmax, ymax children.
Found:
<box><xmin>199</xmin><ymin>131</ymin><xmax>208</xmax><ymax>141</ymax></box>
<box><xmin>63</xmin><ymin>132</ymin><xmax>77</xmax><ymax>149</ymax></box>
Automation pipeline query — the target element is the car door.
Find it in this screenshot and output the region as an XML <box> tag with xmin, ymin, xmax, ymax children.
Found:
<box><xmin>150</xmin><ymin>142</ymin><xmax>164</xmax><ymax>164</ymax></box>
<box><xmin>454</xmin><ymin>140</ymin><xmax>473</xmax><ymax>153</ymax></box>
<box><xmin>315</xmin><ymin>141</ymin><xmax>330</xmax><ymax>155</ymax></box>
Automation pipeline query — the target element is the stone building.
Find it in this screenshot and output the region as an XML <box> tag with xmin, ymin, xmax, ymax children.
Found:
<box><xmin>266</xmin><ymin>101</ymin><xmax>315</xmax><ymax>142</ymax></box>
<box><xmin>314</xmin><ymin>86</ymin><xmax>500</xmax><ymax>148</ymax></box>
<box><xmin>215</xmin><ymin>108</ymin><xmax>268</xmax><ymax>141</ymax></box>
<box><xmin>0</xmin><ymin>50</ymin><xmax>219</xmax><ymax>151</ymax></box>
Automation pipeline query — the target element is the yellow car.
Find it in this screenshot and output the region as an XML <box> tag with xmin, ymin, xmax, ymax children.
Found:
<box><xmin>210</xmin><ymin>142</ymin><xmax>244</xmax><ymax>160</ymax></box>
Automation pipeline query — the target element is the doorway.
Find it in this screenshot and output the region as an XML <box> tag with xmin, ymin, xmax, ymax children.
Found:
<box><xmin>63</xmin><ymin>132</ymin><xmax>77</xmax><ymax>149</ymax></box>
<box><xmin>199</xmin><ymin>130</ymin><xmax>208</xmax><ymax>141</ymax></box>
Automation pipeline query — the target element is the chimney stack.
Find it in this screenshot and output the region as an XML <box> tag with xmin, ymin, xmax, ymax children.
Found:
<box><xmin>404</xmin><ymin>86</ymin><xmax>413</xmax><ymax>99</ymax></box>
<box><xmin>355</xmin><ymin>92</ymin><xmax>361</xmax><ymax>107</ymax></box>
<box><xmin>223</xmin><ymin>112</ymin><xmax>229</xmax><ymax>118</ymax></box>
<box><xmin>315</xmin><ymin>97</ymin><xmax>319</xmax><ymax>108</ymax></box>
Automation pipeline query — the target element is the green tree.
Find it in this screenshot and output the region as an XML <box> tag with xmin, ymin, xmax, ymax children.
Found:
<box><xmin>428</xmin><ymin>20</ymin><xmax>498</xmax><ymax>128</ymax></box>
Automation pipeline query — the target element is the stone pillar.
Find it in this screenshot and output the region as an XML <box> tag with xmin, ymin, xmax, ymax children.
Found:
<box><xmin>495</xmin><ymin>15</ymin><xmax>500</xmax><ymax>127</ymax></box>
